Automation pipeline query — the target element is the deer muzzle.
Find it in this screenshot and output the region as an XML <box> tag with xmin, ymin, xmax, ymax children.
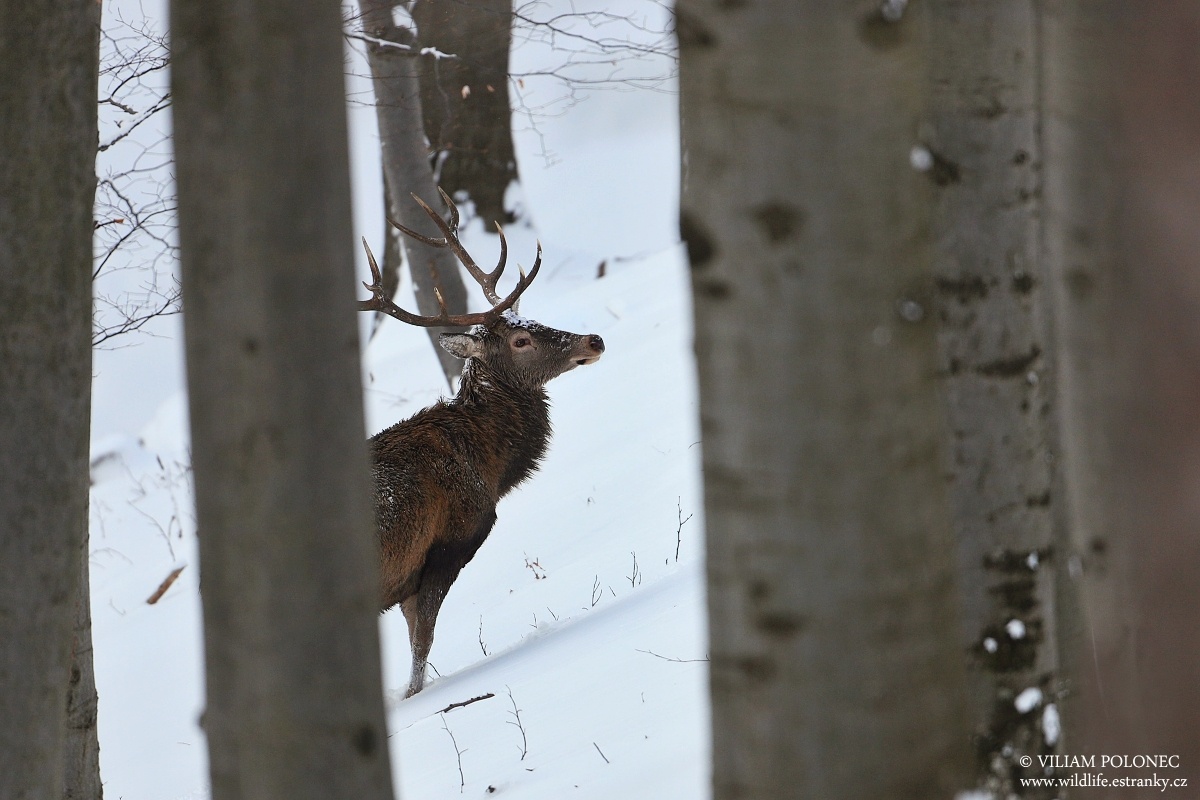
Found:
<box><xmin>574</xmin><ymin>334</ymin><xmax>605</xmax><ymax>366</ymax></box>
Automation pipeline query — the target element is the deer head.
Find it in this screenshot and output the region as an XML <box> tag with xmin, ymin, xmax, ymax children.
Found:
<box><xmin>359</xmin><ymin>190</ymin><xmax>604</xmax><ymax>389</ymax></box>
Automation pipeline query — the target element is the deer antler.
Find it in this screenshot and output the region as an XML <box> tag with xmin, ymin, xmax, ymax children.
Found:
<box><xmin>359</xmin><ymin>189</ymin><xmax>541</xmax><ymax>328</ymax></box>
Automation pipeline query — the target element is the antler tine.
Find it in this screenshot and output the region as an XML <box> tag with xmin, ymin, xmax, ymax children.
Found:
<box><xmin>493</xmin><ymin>221</ymin><xmax>508</xmax><ymax>284</ymax></box>
<box><xmin>358</xmin><ymin>236</ymin><xmax>539</xmax><ymax>329</ymax></box>
<box><xmin>436</xmin><ymin>186</ymin><xmax>460</xmax><ymax>231</ymax></box>
<box><xmin>387</xmin><ymin>190</ymin><xmax>508</xmax><ymax>306</ymax></box>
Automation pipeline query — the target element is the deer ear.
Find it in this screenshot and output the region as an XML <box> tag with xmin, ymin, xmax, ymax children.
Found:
<box><xmin>438</xmin><ymin>332</ymin><xmax>484</xmax><ymax>360</ymax></box>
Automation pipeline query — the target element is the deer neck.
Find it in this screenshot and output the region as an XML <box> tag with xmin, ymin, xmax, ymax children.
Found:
<box><xmin>453</xmin><ymin>359</ymin><xmax>552</xmax><ymax>497</ymax></box>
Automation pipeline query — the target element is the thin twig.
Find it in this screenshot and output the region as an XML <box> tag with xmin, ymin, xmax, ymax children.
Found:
<box><xmin>505</xmin><ymin>686</ymin><xmax>528</xmax><ymax>760</ymax></box>
<box><xmin>675</xmin><ymin>497</ymin><xmax>694</xmax><ymax>563</ymax></box>
<box><xmin>438</xmin><ymin>693</ymin><xmax>495</xmax><ymax>714</ymax></box>
<box><xmin>146</xmin><ymin>566</ymin><xmax>185</xmax><ymax>604</ymax></box>
<box><xmin>593</xmin><ymin>742</ymin><xmax>610</xmax><ymax>764</ymax></box>
<box><xmin>635</xmin><ymin>648</ymin><xmax>710</xmax><ymax>663</ymax></box>
<box><xmin>441</xmin><ymin>714</ymin><xmax>466</xmax><ymax>793</ymax></box>
<box><xmin>347</xmin><ymin>31</ymin><xmax>458</xmax><ymax>59</ymax></box>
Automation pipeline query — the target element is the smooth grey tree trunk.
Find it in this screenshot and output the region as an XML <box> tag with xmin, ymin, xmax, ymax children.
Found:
<box><xmin>0</xmin><ymin>0</ymin><xmax>99</xmax><ymax>797</ymax></box>
<box><xmin>170</xmin><ymin>1</ymin><xmax>396</xmax><ymax>797</ymax></box>
<box><xmin>679</xmin><ymin>1</ymin><xmax>971</xmax><ymax>797</ymax></box>
<box><xmin>1039</xmin><ymin>0</ymin><xmax>1135</xmax><ymax>761</ymax></box>
<box><xmin>359</xmin><ymin>0</ymin><xmax>469</xmax><ymax>387</ymax></box>
<box><xmin>927</xmin><ymin>3</ymin><xmax>1062</xmax><ymax>794</ymax></box>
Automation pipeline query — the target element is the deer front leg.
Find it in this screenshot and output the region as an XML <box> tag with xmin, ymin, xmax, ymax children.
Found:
<box><xmin>400</xmin><ymin>513</ymin><xmax>496</xmax><ymax>698</ymax></box>
<box><xmin>400</xmin><ymin>574</ymin><xmax>454</xmax><ymax>698</ymax></box>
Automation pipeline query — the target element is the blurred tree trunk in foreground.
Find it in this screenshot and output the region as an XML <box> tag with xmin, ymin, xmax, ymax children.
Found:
<box><xmin>1066</xmin><ymin>4</ymin><xmax>1200</xmax><ymax>792</ymax></box>
<box><xmin>927</xmin><ymin>2</ymin><xmax>1063</xmax><ymax>794</ymax></box>
<box><xmin>679</xmin><ymin>1</ymin><xmax>971</xmax><ymax>797</ymax></box>
<box><xmin>170</xmin><ymin>0</ymin><xmax>396</xmax><ymax>796</ymax></box>
<box><xmin>1114</xmin><ymin>0</ymin><xmax>1200</xmax><ymax>772</ymax></box>
<box><xmin>0</xmin><ymin>0</ymin><xmax>100</xmax><ymax>797</ymax></box>
<box><xmin>1039</xmin><ymin>0</ymin><xmax>1137</xmax><ymax>767</ymax></box>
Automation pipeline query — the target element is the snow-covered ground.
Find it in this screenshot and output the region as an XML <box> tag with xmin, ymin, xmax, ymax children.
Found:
<box><xmin>89</xmin><ymin>3</ymin><xmax>708</xmax><ymax>798</ymax></box>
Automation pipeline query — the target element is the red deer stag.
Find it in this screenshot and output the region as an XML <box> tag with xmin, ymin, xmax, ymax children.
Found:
<box><xmin>359</xmin><ymin>190</ymin><xmax>605</xmax><ymax>697</ymax></box>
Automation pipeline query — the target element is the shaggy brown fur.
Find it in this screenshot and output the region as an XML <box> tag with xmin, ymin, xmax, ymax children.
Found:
<box><xmin>370</xmin><ymin>312</ymin><xmax>603</xmax><ymax>697</ymax></box>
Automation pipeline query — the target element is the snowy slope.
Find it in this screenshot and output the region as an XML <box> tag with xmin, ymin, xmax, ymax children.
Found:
<box><xmin>88</xmin><ymin>2</ymin><xmax>707</xmax><ymax>798</ymax></box>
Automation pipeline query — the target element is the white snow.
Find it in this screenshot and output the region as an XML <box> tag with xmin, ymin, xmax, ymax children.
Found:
<box><xmin>909</xmin><ymin>144</ymin><xmax>934</xmax><ymax>172</ymax></box>
<box><xmin>90</xmin><ymin>1</ymin><xmax>702</xmax><ymax>798</ymax></box>
<box><xmin>982</xmin><ymin>637</ymin><xmax>998</xmax><ymax>654</ymax></box>
<box><xmin>1042</xmin><ymin>703</ymin><xmax>1061</xmax><ymax>746</ymax></box>
<box><xmin>881</xmin><ymin>0</ymin><xmax>910</xmax><ymax>23</ymax></box>
<box><xmin>1005</xmin><ymin>618</ymin><xmax>1027</xmax><ymax>640</ymax></box>
<box><xmin>1014</xmin><ymin>687</ymin><xmax>1043</xmax><ymax>714</ymax></box>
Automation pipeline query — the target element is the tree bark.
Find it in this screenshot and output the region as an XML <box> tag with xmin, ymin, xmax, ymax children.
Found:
<box><xmin>927</xmin><ymin>3</ymin><xmax>1062</xmax><ymax>794</ymax></box>
<box><xmin>1039</xmin><ymin>0</ymin><xmax>1135</xmax><ymax>762</ymax></box>
<box><xmin>0</xmin><ymin>0</ymin><xmax>99</xmax><ymax>797</ymax></box>
<box><xmin>1114</xmin><ymin>3</ymin><xmax>1200</xmax><ymax>775</ymax></box>
<box><xmin>413</xmin><ymin>0</ymin><xmax>517</xmax><ymax>225</ymax></box>
<box><xmin>63</xmin><ymin>533</ymin><xmax>103</xmax><ymax>800</ymax></box>
<box><xmin>359</xmin><ymin>0</ymin><xmax>469</xmax><ymax>387</ymax></box>
<box><xmin>170</xmin><ymin>1</ymin><xmax>396</xmax><ymax>797</ymax></box>
<box><xmin>1073</xmin><ymin>4</ymin><xmax>1200</xmax><ymax>790</ymax></box>
<box><xmin>680</xmin><ymin>1</ymin><xmax>971</xmax><ymax>797</ymax></box>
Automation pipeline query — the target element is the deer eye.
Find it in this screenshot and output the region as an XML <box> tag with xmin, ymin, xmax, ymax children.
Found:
<box><xmin>512</xmin><ymin>336</ymin><xmax>531</xmax><ymax>349</ymax></box>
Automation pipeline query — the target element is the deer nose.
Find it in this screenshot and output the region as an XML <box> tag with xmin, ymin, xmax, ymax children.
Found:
<box><xmin>587</xmin><ymin>334</ymin><xmax>605</xmax><ymax>353</ymax></box>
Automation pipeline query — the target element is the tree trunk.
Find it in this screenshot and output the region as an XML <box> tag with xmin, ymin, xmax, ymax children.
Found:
<box><xmin>0</xmin><ymin>0</ymin><xmax>99</xmax><ymax>796</ymax></box>
<box><xmin>927</xmin><ymin>3</ymin><xmax>1062</xmax><ymax>794</ymax></box>
<box><xmin>170</xmin><ymin>1</ymin><xmax>396</xmax><ymax>797</ymax></box>
<box><xmin>63</xmin><ymin>533</ymin><xmax>103</xmax><ymax>800</ymax></box>
<box><xmin>367</xmin><ymin>168</ymin><xmax>404</xmax><ymax>342</ymax></box>
<box><xmin>413</xmin><ymin>0</ymin><xmax>517</xmax><ymax>225</ymax></box>
<box><xmin>1075</xmin><ymin>3</ymin><xmax>1200</xmax><ymax>787</ymax></box>
<box><xmin>1039</xmin><ymin>0</ymin><xmax>1135</xmax><ymax>762</ymax></box>
<box><xmin>359</xmin><ymin>0</ymin><xmax>469</xmax><ymax>387</ymax></box>
<box><xmin>680</xmin><ymin>1</ymin><xmax>971</xmax><ymax>797</ymax></box>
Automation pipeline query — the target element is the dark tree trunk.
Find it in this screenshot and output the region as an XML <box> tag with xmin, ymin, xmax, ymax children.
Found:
<box><xmin>1068</xmin><ymin>4</ymin><xmax>1200</xmax><ymax>790</ymax></box>
<box><xmin>359</xmin><ymin>0</ymin><xmax>470</xmax><ymax>387</ymax></box>
<box><xmin>413</xmin><ymin>0</ymin><xmax>517</xmax><ymax>225</ymax></box>
<box><xmin>0</xmin><ymin>0</ymin><xmax>99</xmax><ymax>797</ymax></box>
<box><xmin>1039</xmin><ymin>0</ymin><xmax>1134</xmax><ymax>765</ymax></box>
<box><xmin>170</xmin><ymin>0</ymin><xmax>396</xmax><ymax>796</ymax></box>
<box><xmin>680</xmin><ymin>1</ymin><xmax>972</xmax><ymax>797</ymax></box>
<box><xmin>1112</xmin><ymin>4</ymin><xmax>1200</xmax><ymax>773</ymax></box>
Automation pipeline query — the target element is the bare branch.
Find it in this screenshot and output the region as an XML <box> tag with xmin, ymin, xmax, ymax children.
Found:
<box><xmin>505</xmin><ymin>686</ymin><xmax>529</xmax><ymax>760</ymax></box>
<box><xmin>440</xmin><ymin>715</ymin><xmax>467</xmax><ymax>792</ymax></box>
<box><xmin>675</xmin><ymin>497</ymin><xmax>694</xmax><ymax>563</ymax></box>
<box><xmin>146</xmin><ymin>566</ymin><xmax>185</xmax><ymax>605</ymax></box>
<box><xmin>636</xmin><ymin>648</ymin><xmax>710</xmax><ymax>664</ymax></box>
<box><xmin>437</xmin><ymin>693</ymin><xmax>495</xmax><ymax>714</ymax></box>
